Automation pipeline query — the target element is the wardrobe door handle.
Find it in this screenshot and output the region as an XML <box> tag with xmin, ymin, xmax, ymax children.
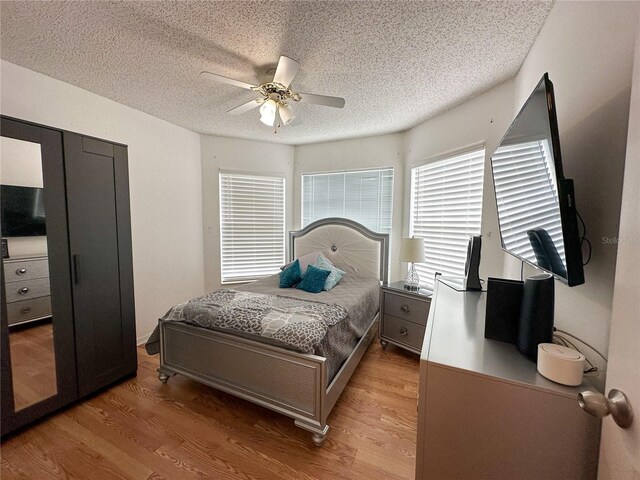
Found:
<box><xmin>18</xmin><ymin>287</ymin><xmax>29</xmax><ymax>295</ymax></box>
<box><xmin>16</xmin><ymin>268</ymin><xmax>27</xmax><ymax>275</ymax></box>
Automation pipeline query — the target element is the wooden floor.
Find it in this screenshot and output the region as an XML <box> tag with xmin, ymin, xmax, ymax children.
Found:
<box><xmin>1</xmin><ymin>340</ymin><xmax>420</xmax><ymax>480</ymax></box>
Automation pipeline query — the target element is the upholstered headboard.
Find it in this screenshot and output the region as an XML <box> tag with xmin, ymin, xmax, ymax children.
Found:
<box><xmin>289</xmin><ymin>218</ymin><xmax>389</xmax><ymax>283</ymax></box>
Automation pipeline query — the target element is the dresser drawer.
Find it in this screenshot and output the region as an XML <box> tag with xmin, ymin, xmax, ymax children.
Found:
<box><xmin>3</xmin><ymin>257</ymin><xmax>49</xmax><ymax>283</ymax></box>
<box><xmin>4</xmin><ymin>278</ymin><xmax>51</xmax><ymax>303</ymax></box>
<box><xmin>383</xmin><ymin>292</ymin><xmax>429</xmax><ymax>325</ymax></box>
<box><xmin>6</xmin><ymin>296</ymin><xmax>52</xmax><ymax>326</ymax></box>
<box><xmin>382</xmin><ymin>314</ymin><xmax>426</xmax><ymax>351</ymax></box>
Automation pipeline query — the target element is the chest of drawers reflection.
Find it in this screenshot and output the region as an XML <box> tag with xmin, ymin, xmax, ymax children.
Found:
<box><xmin>3</xmin><ymin>255</ymin><xmax>51</xmax><ymax>326</ymax></box>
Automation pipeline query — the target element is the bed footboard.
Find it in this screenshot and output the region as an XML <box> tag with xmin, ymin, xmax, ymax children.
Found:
<box><xmin>158</xmin><ymin>315</ymin><xmax>378</xmax><ymax>445</ymax></box>
<box><xmin>159</xmin><ymin>321</ymin><xmax>328</xmax><ymax>432</ymax></box>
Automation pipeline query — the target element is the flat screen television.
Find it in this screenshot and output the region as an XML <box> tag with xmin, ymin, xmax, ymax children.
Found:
<box><xmin>1</xmin><ymin>184</ymin><xmax>47</xmax><ymax>237</ymax></box>
<box><xmin>490</xmin><ymin>73</ymin><xmax>585</xmax><ymax>286</ymax></box>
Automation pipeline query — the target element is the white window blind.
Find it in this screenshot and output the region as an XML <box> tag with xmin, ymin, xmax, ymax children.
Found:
<box><xmin>219</xmin><ymin>173</ymin><xmax>285</xmax><ymax>283</ymax></box>
<box><xmin>410</xmin><ymin>149</ymin><xmax>484</xmax><ymax>289</ymax></box>
<box><xmin>302</xmin><ymin>168</ymin><xmax>393</xmax><ymax>234</ymax></box>
<box><xmin>491</xmin><ymin>139</ymin><xmax>565</xmax><ymax>264</ymax></box>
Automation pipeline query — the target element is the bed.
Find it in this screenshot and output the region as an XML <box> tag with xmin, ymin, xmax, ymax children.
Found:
<box><xmin>147</xmin><ymin>218</ymin><xmax>389</xmax><ymax>445</ymax></box>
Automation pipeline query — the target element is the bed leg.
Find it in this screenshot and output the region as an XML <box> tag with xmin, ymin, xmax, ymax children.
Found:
<box><xmin>294</xmin><ymin>420</ymin><xmax>329</xmax><ymax>446</ymax></box>
<box><xmin>157</xmin><ymin>368</ymin><xmax>174</xmax><ymax>384</ymax></box>
<box><xmin>311</xmin><ymin>431</ymin><xmax>327</xmax><ymax>447</ymax></box>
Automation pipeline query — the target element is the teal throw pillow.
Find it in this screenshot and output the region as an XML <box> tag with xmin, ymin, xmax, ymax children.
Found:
<box><xmin>296</xmin><ymin>265</ymin><xmax>331</xmax><ymax>294</ymax></box>
<box><xmin>314</xmin><ymin>254</ymin><xmax>346</xmax><ymax>291</ymax></box>
<box><xmin>279</xmin><ymin>259</ymin><xmax>302</xmax><ymax>288</ymax></box>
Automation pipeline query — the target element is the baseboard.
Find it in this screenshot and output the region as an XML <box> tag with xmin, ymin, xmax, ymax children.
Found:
<box><xmin>137</xmin><ymin>331</ymin><xmax>152</xmax><ymax>346</ymax></box>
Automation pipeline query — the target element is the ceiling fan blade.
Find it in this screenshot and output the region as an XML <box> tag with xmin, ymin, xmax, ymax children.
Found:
<box><xmin>200</xmin><ymin>71</ymin><xmax>257</xmax><ymax>90</ymax></box>
<box><xmin>273</xmin><ymin>56</ymin><xmax>300</xmax><ymax>88</ymax></box>
<box><xmin>227</xmin><ymin>98</ymin><xmax>263</xmax><ymax>115</ymax></box>
<box><xmin>297</xmin><ymin>93</ymin><xmax>345</xmax><ymax>108</ymax></box>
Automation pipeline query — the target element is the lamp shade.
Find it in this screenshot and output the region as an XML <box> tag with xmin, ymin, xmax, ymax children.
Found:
<box><xmin>278</xmin><ymin>103</ymin><xmax>295</xmax><ymax>125</ymax></box>
<box><xmin>400</xmin><ymin>237</ymin><xmax>425</xmax><ymax>263</ymax></box>
<box><xmin>259</xmin><ymin>99</ymin><xmax>277</xmax><ymax>126</ymax></box>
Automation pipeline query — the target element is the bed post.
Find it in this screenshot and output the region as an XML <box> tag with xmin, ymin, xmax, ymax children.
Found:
<box><xmin>294</xmin><ymin>420</ymin><xmax>330</xmax><ymax>446</ymax></box>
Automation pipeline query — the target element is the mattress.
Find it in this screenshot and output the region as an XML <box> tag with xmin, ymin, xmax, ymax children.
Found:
<box><xmin>236</xmin><ymin>271</ymin><xmax>380</xmax><ymax>381</ymax></box>
<box><xmin>146</xmin><ymin>270</ymin><xmax>380</xmax><ymax>383</ymax></box>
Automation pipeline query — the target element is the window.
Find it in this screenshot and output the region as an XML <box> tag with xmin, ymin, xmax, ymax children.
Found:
<box><xmin>302</xmin><ymin>168</ymin><xmax>393</xmax><ymax>233</ymax></box>
<box><xmin>491</xmin><ymin>139</ymin><xmax>565</xmax><ymax>264</ymax></box>
<box><xmin>219</xmin><ymin>172</ymin><xmax>285</xmax><ymax>283</ymax></box>
<box><xmin>410</xmin><ymin>149</ymin><xmax>484</xmax><ymax>289</ymax></box>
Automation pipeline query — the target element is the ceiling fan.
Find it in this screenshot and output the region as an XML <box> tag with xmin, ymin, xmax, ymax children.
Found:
<box><xmin>200</xmin><ymin>55</ymin><xmax>345</xmax><ymax>128</ymax></box>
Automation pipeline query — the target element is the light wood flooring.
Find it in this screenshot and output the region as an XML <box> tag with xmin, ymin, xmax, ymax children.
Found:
<box><xmin>1</xmin><ymin>340</ymin><xmax>419</xmax><ymax>480</ymax></box>
<box><xmin>8</xmin><ymin>321</ymin><xmax>58</xmax><ymax>412</ymax></box>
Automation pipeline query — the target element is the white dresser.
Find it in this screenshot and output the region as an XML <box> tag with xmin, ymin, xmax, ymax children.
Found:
<box><xmin>416</xmin><ymin>277</ymin><xmax>601</xmax><ymax>480</ymax></box>
<box><xmin>2</xmin><ymin>255</ymin><xmax>51</xmax><ymax>326</ymax></box>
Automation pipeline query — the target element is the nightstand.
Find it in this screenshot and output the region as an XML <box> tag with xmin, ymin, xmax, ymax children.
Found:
<box><xmin>379</xmin><ymin>281</ymin><xmax>431</xmax><ymax>354</ymax></box>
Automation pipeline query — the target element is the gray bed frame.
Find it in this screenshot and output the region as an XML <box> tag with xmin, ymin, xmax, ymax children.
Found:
<box><xmin>156</xmin><ymin>218</ymin><xmax>389</xmax><ymax>445</ymax></box>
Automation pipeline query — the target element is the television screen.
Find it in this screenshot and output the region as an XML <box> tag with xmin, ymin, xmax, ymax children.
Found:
<box><xmin>490</xmin><ymin>73</ymin><xmax>584</xmax><ymax>286</ymax></box>
<box><xmin>1</xmin><ymin>184</ymin><xmax>47</xmax><ymax>237</ymax></box>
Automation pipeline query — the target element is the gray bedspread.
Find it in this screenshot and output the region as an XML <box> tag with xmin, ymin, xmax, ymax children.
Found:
<box><xmin>145</xmin><ymin>271</ymin><xmax>380</xmax><ymax>382</ymax></box>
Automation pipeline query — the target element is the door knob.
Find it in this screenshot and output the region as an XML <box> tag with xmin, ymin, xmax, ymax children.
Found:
<box><xmin>578</xmin><ymin>389</ymin><xmax>633</xmax><ymax>428</ymax></box>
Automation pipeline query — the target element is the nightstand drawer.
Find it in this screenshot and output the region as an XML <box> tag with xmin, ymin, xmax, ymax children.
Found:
<box><xmin>384</xmin><ymin>292</ymin><xmax>429</xmax><ymax>325</ymax></box>
<box><xmin>3</xmin><ymin>257</ymin><xmax>49</xmax><ymax>283</ymax></box>
<box><xmin>382</xmin><ymin>315</ymin><xmax>426</xmax><ymax>351</ymax></box>
<box><xmin>4</xmin><ymin>278</ymin><xmax>51</xmax><ymax>303</ymax></box>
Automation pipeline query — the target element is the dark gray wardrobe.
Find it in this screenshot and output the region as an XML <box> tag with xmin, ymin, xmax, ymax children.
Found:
<box><xmin>1</xmin><ymin>116</ymin><xmax>136</xmax><ymax>436</ymax></box>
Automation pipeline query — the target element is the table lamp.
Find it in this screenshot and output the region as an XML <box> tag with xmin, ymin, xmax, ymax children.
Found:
<box><xmin>400</xmin><ymin>237</ymin><xmax>425</xmax><ymax>291</ymax></box>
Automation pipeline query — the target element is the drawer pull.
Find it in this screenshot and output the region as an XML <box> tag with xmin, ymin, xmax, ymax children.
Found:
<box><xmin>400</xmin><ymin>327</ymin><xmax>409</xmax><ymax>337</ymax></box>
<box><xmin>18</xmin><ymin>287</ymin><xmax>29</xmax><ymax>295</ymax></box>
<box><xmin>400</xmin><ymin>304</ymin><xmax>411</xmax><ymax>313</ymax></box>
<box><xmin>16</xmin><ymin>268</ymin><xmax>27</xmax><ymax>275</ymax></box>
<box><xmin>21</xmin><ymin>306</ymin><xmax>32</xmax><ymax>314</ymax></box>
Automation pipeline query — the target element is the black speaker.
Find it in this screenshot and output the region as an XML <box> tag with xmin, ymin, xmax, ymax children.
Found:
<box><xmin>485</xmin><ymin>277</ymin><xmax>523</xmax><ymax>344</ymax></box>
<box><xmin>517</xmin><ymin>273</ymin><xmax>555</xmax><ymax>361</ymax></box>
<box><xmin>463</xmin><ymin>235</ymin><xmax>482</xmax><ymax>291</ymax></box>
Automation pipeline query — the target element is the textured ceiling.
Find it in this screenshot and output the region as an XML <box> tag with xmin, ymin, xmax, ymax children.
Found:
<box><xmin>0</xmin><ymin>1</ymin><xmax>553</xmax><ymax>145</ymax></box>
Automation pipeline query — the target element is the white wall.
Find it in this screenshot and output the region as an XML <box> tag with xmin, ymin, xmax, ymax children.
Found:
<box><xmin>510</xmin><ymin>1</ymin><xmax>639</xmax><ymax>358</ymax></box>
<box><xmin>293</xmin><ymin>133</ymin><xmax>404</xmax><ymax>281</ymax></box>
<box><xmin>200</xmin><ymin>135</ymin><xmax>294</xmax><ymax>292</ymax></box>
<box><xmin>1</xmin><ymin>60</ymin><xmax>204</xmax><ymax>344</ymax></box>
<box><xmin>404</xmin><ymin>79</ymin><xmax>516</xmax><ymax>283</ymax></box>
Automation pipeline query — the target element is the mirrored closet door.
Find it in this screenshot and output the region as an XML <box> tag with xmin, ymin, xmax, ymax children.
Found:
<box><xmin>1</xmin><ymin>117</ymin><xmax>78</xmax><ymax>435</ymax></box>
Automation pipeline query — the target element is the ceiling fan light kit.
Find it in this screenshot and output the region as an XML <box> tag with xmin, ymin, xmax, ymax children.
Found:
<box><xmin>259</xmin><ymin>97</ymin><xmax>278</xmax><ymax>126</ymax></box>
<box><xmin>201</xmin><ymin>55</ymin><xmax>345</xmax><ymax>131</ymax></box>
<box><xmin>278</xmin><ymin>103</ymin><xmax>295</xmax><ymax>126</ymax></box>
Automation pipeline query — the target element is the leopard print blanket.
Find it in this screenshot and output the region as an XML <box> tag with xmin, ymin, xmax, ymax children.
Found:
<box><xmin>159</xmin><ymin>289</ymin><xmax>349</xmax><ymax>354</ymax></box>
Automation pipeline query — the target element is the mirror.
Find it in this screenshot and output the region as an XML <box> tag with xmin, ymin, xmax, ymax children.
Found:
<box><xmin>1</xmin><ymin>136</ymin><xmax>58</xmax><ymax>411</ymax></box>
